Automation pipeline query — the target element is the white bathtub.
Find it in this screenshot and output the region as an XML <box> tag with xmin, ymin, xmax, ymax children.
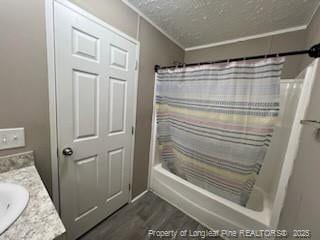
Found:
<box><xmin>151</xmin><ymin>164</ymin><xmax>272</xmax><ymax>231</ymax></box>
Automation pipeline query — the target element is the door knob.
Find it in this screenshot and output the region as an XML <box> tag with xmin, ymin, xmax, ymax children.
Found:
<box><xmin>62</xmin><ymin>147</ymin><xmax>73</xmax><ymax>156</ymax></box>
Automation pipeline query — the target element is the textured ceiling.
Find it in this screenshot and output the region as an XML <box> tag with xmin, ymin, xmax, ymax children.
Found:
<box><xmin>126</xmin><ymin>0</ymin><xmax>320</xmax><ymax>49</ymax></box>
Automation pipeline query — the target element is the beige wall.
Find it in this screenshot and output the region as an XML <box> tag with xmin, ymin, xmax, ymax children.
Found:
<box><xmin>184</xmin><ymin>30</ymin><xmax>307</xmax><ymax>79</ymax></box>
<box><xmin>0</xmin><ymin>0</ymin><xmax>184</xmax><ymax>198</ymax></box>
<box><xmin>69</xmin><ymin>0</ymin><xmax>138</xmax><ymax>39</ymax></box>
<box><xmin>0</xmin><ymin>0</ymin><xmax>52</xmax><ymax>192</ymax></box>
<box><xmin>133</xmin><ymin>18</ymin><xmax>184</xmax><ymax>195</ymax></box>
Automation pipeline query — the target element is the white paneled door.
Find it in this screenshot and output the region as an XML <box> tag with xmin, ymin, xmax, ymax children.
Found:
<box><xmin>54</xmin><ymin>2</ymin><xmax>138</xmax><ymax>239</ymax></box>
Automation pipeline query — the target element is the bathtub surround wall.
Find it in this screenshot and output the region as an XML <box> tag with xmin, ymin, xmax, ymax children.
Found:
<box><xmin>278</xmin><ymin>6</ymin><xmax>320</xmax><ymax>238</ymax></box>
<box><xmin>0</xmin><ymin>0</ymin><xmax>183</xmax><ymax>198</ymax></box>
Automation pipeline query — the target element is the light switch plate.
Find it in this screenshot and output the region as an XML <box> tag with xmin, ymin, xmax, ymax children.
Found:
<box><xmin>0</xmin><ymin>128</ymin><xmax>25</xmax><ymax>150</ymax></box>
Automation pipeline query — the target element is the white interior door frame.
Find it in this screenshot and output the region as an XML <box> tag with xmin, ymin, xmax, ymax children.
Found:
<box><xmin>45</xmin><ymin>0</ymin><xmax>140</xmax><ymax>212</ymax></box>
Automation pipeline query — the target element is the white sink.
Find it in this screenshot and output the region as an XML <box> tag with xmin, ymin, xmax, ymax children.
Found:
<box><xmin>0</xmin><ymin>183</ymin><xmax>29</xmax><ymax>234</ymax></box>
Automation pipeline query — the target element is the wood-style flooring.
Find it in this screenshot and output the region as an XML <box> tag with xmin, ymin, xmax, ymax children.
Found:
<box><xmin>79</xmin><ymin>191</ymin><xmax>222</xmax><ymax>240</ymax></box>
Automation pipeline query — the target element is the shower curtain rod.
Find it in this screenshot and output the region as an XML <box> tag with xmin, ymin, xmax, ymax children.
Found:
<box><xmin>154</xmin><ymin>42</ymin><xmax>320</xmax><ymax>72</ymax></box>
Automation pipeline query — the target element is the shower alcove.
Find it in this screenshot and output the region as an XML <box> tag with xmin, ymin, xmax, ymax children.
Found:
<box><xmin>148</xmin><ymin>60</ymin><xmax>319</xmax><ymax>239</ymax></box>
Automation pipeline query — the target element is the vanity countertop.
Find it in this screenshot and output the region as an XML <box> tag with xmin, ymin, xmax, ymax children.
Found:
<box><xmin>0</xmin><ymin>165</ymin><xmax>65</xmax><ymax>240</ymax></box>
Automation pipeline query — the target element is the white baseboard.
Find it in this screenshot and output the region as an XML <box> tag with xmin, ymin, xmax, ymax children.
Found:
<box><xmin>131</xmin><ymin>190</ymin><xmax>149</xmax><ymax>203</ymax></box>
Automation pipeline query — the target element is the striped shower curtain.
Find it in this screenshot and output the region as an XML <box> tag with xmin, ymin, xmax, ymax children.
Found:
<box><xmin>156</xmin><ymin>58</ymin><xmax>284</xmax><ymax>206</ymax></box>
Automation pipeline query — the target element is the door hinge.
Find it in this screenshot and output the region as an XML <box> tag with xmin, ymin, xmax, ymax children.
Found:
<box><xmin>131</xmin><ymin>126</ymin><xmax>135</xmax><ymax>135</ymax></box>
<box><xmin>129</xmin><ymin>184</ymin><xmax>131</xmax><ymax>191</ymax></box>
<box><xmin>135</xmin><ymin>60</ymin><xmax>138</xmax><ymax>71</ymax></box>
<box><xmin>57</xmin><ymin>148</ymin><xmax>59</xmax><ymax>158</ymax></box>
